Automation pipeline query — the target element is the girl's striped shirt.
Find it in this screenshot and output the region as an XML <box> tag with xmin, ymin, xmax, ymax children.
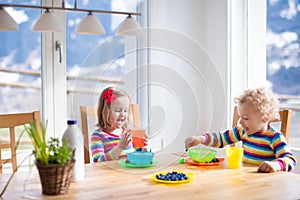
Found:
<box><xmin>91</xmin><ymin>129</ymin><xmax>134</xmax><ymax>162</ymax></box>
<box><xmin>202</xmin><ymin>126</ymin><xmax>296</xmax><ymax>172</ymax></box>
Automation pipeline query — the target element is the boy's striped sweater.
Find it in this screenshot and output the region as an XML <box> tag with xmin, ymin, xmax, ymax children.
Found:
<box><xmin>203</xmin><ymin>126</ymin><xmax>296</xmax><ymax>171</ymax></box>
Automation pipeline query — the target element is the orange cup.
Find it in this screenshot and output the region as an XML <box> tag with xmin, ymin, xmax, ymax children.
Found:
<box><xmin>131</xmin><ymin>130</ymin><xmax>147</xmax><ymax>148</ymax></box>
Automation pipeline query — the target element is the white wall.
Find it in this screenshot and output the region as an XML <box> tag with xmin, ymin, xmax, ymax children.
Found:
<box><xmin>148</xmin><ymin>0</ymin><xmax>228</xmax><ymax>153</ymax></box>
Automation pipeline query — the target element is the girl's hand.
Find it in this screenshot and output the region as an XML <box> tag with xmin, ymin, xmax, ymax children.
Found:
<box><xmin>118</xmin><ymin>129</ymin><xmax>132</xmax><ymax>150</ymax></box>
<box><xmin>184</xmin><ymin>136</ymin><xmax>205</xmax><ymax>149</ymax></box>
<box><xmin>257</xmin><ymin>161</ymin><xmax>281</xmax><ymax>173</ymax></box>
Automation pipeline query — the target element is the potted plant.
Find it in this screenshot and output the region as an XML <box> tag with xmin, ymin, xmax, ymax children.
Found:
<box><xmin>25</xmin><ymin>121</ymin><xmax>75</xmax><ymax>195</ymax></box>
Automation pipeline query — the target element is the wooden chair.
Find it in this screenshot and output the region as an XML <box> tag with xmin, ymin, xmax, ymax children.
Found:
<box><xmin>0</xmin><ymin>111</ymin><xmax>41</xmax><ymax>173</ymax></box>
<box><xmin>80</xmin><ymin>104</ymin><xmax>140</xmax><ymax>163</ymax></box>
<box><xmin>232</xmin><ymin>106</ymin><xmax>292</xmax><ymax>141</ymax></box>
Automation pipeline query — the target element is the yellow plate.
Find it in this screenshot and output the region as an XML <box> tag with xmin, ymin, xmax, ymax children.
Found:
<box><xmin>151</xmin><ymin>170</ymin><xmax>194</xmax><ymax>184</ymax></box>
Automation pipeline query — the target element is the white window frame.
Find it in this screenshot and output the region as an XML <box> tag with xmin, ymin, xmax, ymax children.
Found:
<box><xmin>229</xmin><ymin>0</ymin><xmax>266</xmax><ymax>125</ymax></box>
<box><xmin>41</xmin><ymin>0</ymin><xmax>67</xmax><ymax>137</ymax></box>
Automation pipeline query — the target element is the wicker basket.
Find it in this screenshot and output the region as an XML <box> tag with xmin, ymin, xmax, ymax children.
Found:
<box><xmin>36</xmin><ymin>159</ymin><xmax>75</xmax><ymax>195</ymax></box>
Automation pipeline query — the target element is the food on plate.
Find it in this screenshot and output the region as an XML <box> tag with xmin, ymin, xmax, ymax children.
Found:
<box><xmin>155</xmin><ymin>171</ymin><xmax>188</xmax><ymax>181</ymax></box>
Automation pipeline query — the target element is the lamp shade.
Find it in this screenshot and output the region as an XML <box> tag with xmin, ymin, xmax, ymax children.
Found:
<box><xmin>32</xmin><ymin>9</ymin><xmax>62</xmax><ymax>32</ymax></box>
<box><xmin>75</xmin><ymin>12</ymin><xmax>106</xmax><ymax>34</ymax></box>
<box><xmin>115</xmin><ymin>15</ymin><xmax>143</xmax><ymax>36</ymax></box>
<box><xmin>0</xmin><ymin>7</ymin><xmax>18</xmax><ymax>31</ymax></box>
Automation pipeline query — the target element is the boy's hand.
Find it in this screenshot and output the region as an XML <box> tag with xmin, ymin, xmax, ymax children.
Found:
<box><xmin>184</xmin><ymin>136</ymin><xmax>205</xmax><ymax>149</ymax></box>
<box><xmin>257</xmin><ymin>161</ymin><xmax>281</xmax><ymax>173</ymax></box>
<box><xmin>118</xmin><ymin>130</ymin><xmax>132</xmax><ymax>150</ymax></box>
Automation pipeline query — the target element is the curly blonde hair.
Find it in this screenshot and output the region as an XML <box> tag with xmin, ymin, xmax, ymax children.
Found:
<box><xmin>234</xmin><ymin>87</ymin><xmax>280</xmax><ymax>120</ymax></box>
<box><xmin>96</xmin><ymin>87</ymin><xmax>133</xmax><ymax>129</ymax></box>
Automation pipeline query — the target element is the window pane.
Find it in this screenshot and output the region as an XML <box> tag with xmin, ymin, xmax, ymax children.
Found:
<box><xmin>0</xmin><ymin>1</ymin><xmax>42</xmax><ymax>114</ymax></box>
<box><xmin>266</xmin><ymin>0</ymin><xmax>300</xmax><ymax>148</ymax></box>
<box><xmin>0</xmin><ymin>0</ymin><xmax>42</xmax><ymax>173</ymax></box>
<box><xmin>65</xmin><ymin>0</ymin><xmax>143</xmax><ymax>120</ymax></box>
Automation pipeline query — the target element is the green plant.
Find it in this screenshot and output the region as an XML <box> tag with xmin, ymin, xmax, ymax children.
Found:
<box><xmin>24</xmin><ymin>121</ymin><xmax>73</xmax><ymax>165</ymax></box>
<box><xmin>0</xmin><ymin>121</ymin><xmax>74</xmax><ymax>198</ymax></box>
<box><xmin>47</xmin><ymin>137</ymin><xmax>73</xmax><ymax>164</ymax></box>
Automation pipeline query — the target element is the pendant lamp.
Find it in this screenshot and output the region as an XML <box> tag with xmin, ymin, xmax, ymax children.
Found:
<box><xmin>115</xmin><ymin>15</ymin><xmax>143</xmax><ymax>36</ymax></box>
<box><xmin>32</xmin><ymin>9</ymin><xmax>62</xmax><ymax>32</ymax></box>
<box><xmin>75</xmin><ymin>12</ymin><xmax>106</xmax><ymax>34</ymax></box>
<box><xmin>0</xmin><ymin>4</ymin><xmax>142</xmax><ymax>36</ymax></box>
<box><xmin>0</xmin><ymin>7</ymin><xmax>18</xmax><ymax>31</ymax></box>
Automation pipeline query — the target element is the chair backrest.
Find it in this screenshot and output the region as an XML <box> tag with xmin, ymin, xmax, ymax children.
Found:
<box><xmin>232</xmin><ymin>106</ymin><xmax>292</xmax><ymax>141</ymax></box>
<box><xmin>0</xmin><ymin>111</ymin><xmax>41</xmax><ymax>173</ymax></box>
<box><xmin>80</xmin><ymin>104</ymin><xmax>140</xmax><ymax>164</ymax></box>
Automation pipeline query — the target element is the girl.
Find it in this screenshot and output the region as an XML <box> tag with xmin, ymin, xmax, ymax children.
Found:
<box><xmin>185</xmin><ymin>87</ymin><xmax>296</xmax><ymax>173</ymax></box>
<box><xmin>91</xmin><ymin>87</ymin><xmax>135</xmax><ymax>162</ymax></box>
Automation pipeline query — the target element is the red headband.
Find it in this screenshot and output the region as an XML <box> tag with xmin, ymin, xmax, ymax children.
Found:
<box><xmin>102</xmin><ymin>89</ymin><xmax>118</xmax><ymax>104</ymax></box>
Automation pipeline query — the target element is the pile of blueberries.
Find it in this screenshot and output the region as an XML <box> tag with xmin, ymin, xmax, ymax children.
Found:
<box><xmin>156</xmin><ymin>171</ymin><xmax>188</xmax><ymax>181</ymax></box>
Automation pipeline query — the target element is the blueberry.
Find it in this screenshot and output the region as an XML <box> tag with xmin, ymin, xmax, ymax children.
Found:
<box><xmin>156</xmin><ymin>171</ymin><xmax>189</xmax><ymax>181</ymax></box>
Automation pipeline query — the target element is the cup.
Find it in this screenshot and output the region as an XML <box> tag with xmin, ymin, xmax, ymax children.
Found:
<box><xmin>131</xmin><ymin>129</ymin><xmax>147</xmax><ymax>148</ymax></box>
<box><xmin>226</xmin><ymin>147</ymin><xmax>243</xmax><ymax>169</ymax></box>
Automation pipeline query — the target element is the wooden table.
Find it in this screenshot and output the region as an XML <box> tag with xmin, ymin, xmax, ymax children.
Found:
<box><xmin>1</xmin><ymin>152</ymin><xmax>300</xmax><ymax>200</ymax></box>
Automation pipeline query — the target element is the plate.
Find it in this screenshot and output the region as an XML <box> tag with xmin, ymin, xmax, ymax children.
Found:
<box><xmin>119</xmin><ymin>159</ymin><xmax>157</xmax><ymax>168</ymax></box>
<box><xmin>151</xmin><ymin>171</ymin><xmax>194</xmax><ymax>184</ymax></box>
<box><xmin>185</xmin><ymin>157</ymin><xmax>225</xmax><ymax>166</ymax></box>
